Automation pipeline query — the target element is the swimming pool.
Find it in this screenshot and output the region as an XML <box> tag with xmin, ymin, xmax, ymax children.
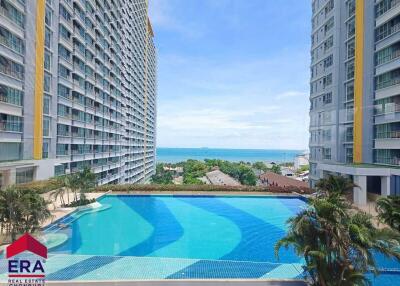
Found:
<box><xmin>47</xmin><ymin>195</ymin><xmax>306</xmax><ymax>263</ymax></box>
<box><xmin>36</xmin><ymin>194</ymin><xmax>400</xmax><ymax>284</ymax></box>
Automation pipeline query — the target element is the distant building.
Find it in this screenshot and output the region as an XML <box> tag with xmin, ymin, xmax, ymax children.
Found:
<box><xmin>260</xmin><ymin>172</ymin><xmax>308</xmax><ymax>189</ymax></box>
<box><xmin>309</xmin><ymin>0</ymin><xmax>400</xmax><ymax>205</ymax></box>
<box><xmin>281</xmin><ymin>167</ymin><xmax>295</xmax><ymax>177</ymax></box>
<box><xmin>163</xmin><ymin>166</ymin><xmax>184</xmax><ymax>174</ymax></box>
<box><xmin>294</xmin><ymin>153</ymin><xmax>309</xmax><ymax>170</ymax></box>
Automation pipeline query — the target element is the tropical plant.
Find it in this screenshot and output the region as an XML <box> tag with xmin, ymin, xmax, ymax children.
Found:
<box><xmin>252</xmin><ymin>161</ymin><xmax>268</xmax><ymax>172</ymax></box>
<box><xmin>276</xmin><ymin>175</ymin><xmax>400</xmax><ymax>286</ymax></box>
<box><xmin>0</xmin><ymin>186</ymin><xmax>51</xmax><ymax>242</ymax></box>
<box><xmin>376</xmin><ymin>196</ymin><xmax>400</xmax><ymax>231</ymax></box>
<box><xmin>55</xmin><ymin>167</ymin><xmax>96</xmax><ymax>206</ymax></box>
<box><xmin>270</xmin><ymin>164</ymin><xmax>282</xmax><ymax>175</ymax></box>
<box><xmin>151</xmin><ymin>164</ymin><xmax>174</xmax><ymax>184</ymax></box>
<box><xmin>76</xmin><ymin>167</ymin><xmax>96</xmax><ymax>200</ymax></box>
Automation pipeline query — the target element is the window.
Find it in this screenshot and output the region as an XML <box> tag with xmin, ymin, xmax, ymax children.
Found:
<box><xmin>345</xmin><ymin>127</ymin><xmax>353</xmax><ymax>142</ymax></box>
<box><xmin>324</xmin><ymin>0</ymin><xmax>334</xmax><ymax>15</ymax></box>
<box><xmin>347</xmin><ymin>0</ymin><xmax>355</xmax><ymax>18</ymax></box>
<box><xmin>45</xmin><ymin>27</ymin><xmax>52</xmax><ymax>49</ymax></box>
<box><xmin>0</xmin><ymin>0</ymin><xmax>25</xmax><ymax>28</ymax></box>
<box><xmin>16</xmin><ymin>168</ymin><xmax>34</xmax><ymax>184</ymax></box>
<box><xmin>0</xmin><ymin>142</ymin><xmax>21</xmax><ymax>161</ymax></box>
<box><xmin>59</xmin><ymin>24</ymin><xmax>71</xmax><ymax>40</ymax></box>
<box><xmin>324</xmin><ymin>36</ymin><xmax>333</xmax><ymax>51</ymax></box>
<box><xmin>0</xmin><ymin>55</ymin><xmax>24</xmax><ymax>80</ymax></box>
<box><xmin>56</xmin><ymin>144</ymin><xmax>69</xmax><ymax>156</ymax></box>
<box><xmin>346</xmin><ymin>61</ymin><xmax>354</xmax><ymax>80</ymax></box>
<box><xmin>376</xmin><ymin>68</ymin><xmax>400</xmax><ymax>90</ymax></box>
<box><xmin>376</xmin><ymin>15</ymin><xmax>400</xmax><ymax>42</ymax></box>
<box><xmin>44</xmin><ymin>50</ymin><xmax>51</xmax><ymax>70</ymax></box>
<box><xmin>45</xmin><ymin>7</ymin><xmax>52</xmax><ymax>26</ymax></box>
<box><xmin>376</xmin><ymin>0</ymin><xmax>400</xmax><ymax>17</ymax></box>
<box><xmin>323</xmin><ymin>92</ymin><xmax>332</xmax><ymax>104</ymax></box>
<box><xmin>43</xmin><ymin>95</ymin><xmax>50</xmax><ymax>115</ymax></box>
<box><xmin>347</xmin><ymin>39</ymin><xmax>355</xmax><ymax>59</ymax></box>
<box><xmin>376</xmin><ymin>43</ymin><xmax>400</xmax><ymax>66</ymax></box>
<box><xmin>59</xmin><ymin>4</ymin><xmax>71</xmax><ymax>21</ymax></box>
<box><xmin>43</xmin><ymin>116</ymin><xmax>50</xmax><ymax>136</ymax></box>
<box><xmin>347</xmin><ymin>18</ymin><xmax>355</xmax><ymax>38</ymax></box>
<box><xmin>42</xmin><ymin>141</ymin><xmax>49</xmax><ymax>159</ymax></box>
<box><xmin>323</xmin><ymin>55</ymin><xmax>333</xmax><ymax>69</ymax></box>
<box><xmin>0</xmin><ymin>113</ymin><xmax>22</xmax><ymax>132</ymax></box>
<box><xmin>44</xmin><ymin>72</ymin><xmax>51</xmax><ymax>92</ymax></box>
<box><xmin>58</xmin><ymin>84</ymin><xmax>70</xmax><ymax>99</ymax></box>
<box><xmin>346</xmin><ymin>102</ymin><xmax>354</xmax><ymax>121</ymax></box>
<box><xmin>322</xmin><ymin>148</ymin><xmax>332</xmax><ymax>160</ymax></box>
<box><xmin>57</xmin><ymin>124</ymin><xmax>70</xmax><ymax>136</ymax></box>
<box><xmin>59</xmin><ymin>44</ymin><xmax>71</xmax><ymax>61</ymax></box>
<box><xmin>346</xmin><ymin>147</ymin><xmax>353</xmax><ymax>163</ymax></box>
<box><xmin>58</xmin><ymin>104</ymin><xmax>70</xmax><ymax>117</ymax></box>
<box><xmin>0</xmin><ymin>84</ymin><xmax>23</xmax><ymax>105</ymax></box>
<box><xmin>323</xmin><ymin>129</ymin><xmax>331</xmax><ymax>141</ymax></box>
<box><xmin>0</xmin><ymin>25</ymin><xmax>24</xmax><ymax>54</ymax></box>
<box><xmin>346</xmin><ymin>82</ymin><xmax>354</xmax><ymax>101</ymax></box>
<box><xmin>324</xmin><ymin>17</ymin><xmax>334</xmax><ymax>35</ymax></box>
<box><xmin>323</xmin><ymin>74</ymin><xmax>332</xmax><ymax>88</ymax></box>
<box><xmin>58</xmin><ymin>64</ymin><xmax>70</xmax><ymax>79</ymax></box>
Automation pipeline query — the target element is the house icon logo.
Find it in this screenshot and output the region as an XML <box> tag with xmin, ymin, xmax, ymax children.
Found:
<box><xmin>6</xmin><ymin>233</ymin><xmax>47</xmax><ymax>286</ymax></box>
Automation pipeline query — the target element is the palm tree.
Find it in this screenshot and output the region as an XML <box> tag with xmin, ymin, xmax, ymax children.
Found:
<box><xmin>276</xmin><ymin>175</ymin><xmax>400</xmax><ymax>286</ymax></box>
<box><xmin>49</xmin><ymin>187</ymin><xmax>66</xmax><ymax>209</ymax></box>
<box><xmin>376</xmin><ymin>196</ymin><xmax>400</xmax><ymax>231</ymax></box>
<box><xmin>55</xmin><ymin>175</ymin><xmax>71</xmax><ymax>205</ymax></box>
<box><xmin>0</xmin><ymin>186</ymin><xmax>50</xmax><ymax>242</ymax></box>
<box><xmin>76</xmin><ymin>167</ymin><xmax>96</xmax><ymax>200</ymax></box>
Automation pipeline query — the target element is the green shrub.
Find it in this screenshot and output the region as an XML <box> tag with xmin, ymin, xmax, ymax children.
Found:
<box><xmin>95</xmin><ymin>183</ymin><xmax>313</xmax><ymax>194</ymax></box>
<box><xmin>16</xmin><ymin>178</ymin><xmax>63</xmax><ymax>194</ymax></box>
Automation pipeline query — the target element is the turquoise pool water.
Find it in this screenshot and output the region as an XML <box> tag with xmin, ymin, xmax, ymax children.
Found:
<box><xmin>47</xmin><ymin>195</ymin><xmax>306</xmax><ymax>263</ymax></box>
<box><xmin>5</xmin><ymin>194</ymin><xmax>397</xmax><ymax>283</ymax></box>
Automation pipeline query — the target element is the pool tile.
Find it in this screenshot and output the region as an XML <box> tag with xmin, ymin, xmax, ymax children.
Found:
<box><xmin>260</xmin><ymin>263</ymin><xmax>303</xmax><ymax>279</ymax></box>
<box><xmin>167</xmin><ymin>259</ymin><xmax>280</xmax><ymax>279</ymax></box>
<box><xmin>76</xmin><ymin>256</ymin><xmax>200</xmax><ymax>280</ymax></box>
<box><xmin>46</xmin><ymin>255</ymin><xmax>122</xmax><ymax>280</ymax></box>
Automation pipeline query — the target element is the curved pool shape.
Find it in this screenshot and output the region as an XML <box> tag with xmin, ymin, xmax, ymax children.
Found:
<box><xmin>47</xmin><ymin>195</ymin><xmax>307</xmax><ymax>263</ymax></box>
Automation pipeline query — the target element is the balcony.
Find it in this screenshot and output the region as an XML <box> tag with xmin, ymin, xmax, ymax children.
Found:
<box><xmin>376</xmin><ymin>0</ymin><xmax>400</xmax><ymax>27</ymax></box>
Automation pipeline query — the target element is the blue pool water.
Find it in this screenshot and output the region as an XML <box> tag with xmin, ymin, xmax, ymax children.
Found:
<box><xmin>42</xmin><ymin>195</ymin><xmax>400</xmax><ymax>284</ymax></box>
<box><xmin>48</xmin><ymin>195</ymin><xmax>306</xmax><ymax>263</ymax></box>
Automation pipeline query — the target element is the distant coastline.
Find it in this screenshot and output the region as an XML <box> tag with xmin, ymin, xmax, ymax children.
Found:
<box><xmin>156</xmin><ymin>147</ymin><xmax>305</xmax><ymax>163</ymax></box>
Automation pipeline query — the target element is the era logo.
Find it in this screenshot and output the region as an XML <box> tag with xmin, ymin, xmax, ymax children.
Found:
<box><xmin>6</xmin><ymin>233</ymin><xmax>47</xmax><ymax>280</ymax></box>
<box><xmin>8</xmin><ymin>259</ymin><xmax>45</xmax><ymax>274</ymax></box>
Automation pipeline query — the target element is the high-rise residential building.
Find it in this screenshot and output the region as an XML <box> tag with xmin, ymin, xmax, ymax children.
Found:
<box><xmin>0</xmin><ymin>0</ymin><xmax>157</xmax><ymax>187</ymax></box>
<box><xmin>309</xmin><ymin>0</ymin><xmax>400</xmax><ymax>205</ymax></box>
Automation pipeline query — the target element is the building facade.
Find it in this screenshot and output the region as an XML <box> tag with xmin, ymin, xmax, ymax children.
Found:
<box><xmin>309</xmin><ymin>0</ymin><xmax>400</xmax><ymax>205</ymax></box>
<box><xmin>0</xmin><ymin>0</ymin><xmax>156</xmax><ymax>187</ymax></box>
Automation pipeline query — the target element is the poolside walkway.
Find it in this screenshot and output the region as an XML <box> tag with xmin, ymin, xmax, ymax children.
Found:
<box><xmin>41</xmin><ymin>192</ymin><xmax>104</xmax><ymax>227</ymax></box>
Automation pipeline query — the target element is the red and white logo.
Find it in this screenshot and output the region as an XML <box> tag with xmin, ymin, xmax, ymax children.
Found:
<box><xmin>6</xmin><ymin>233</ymin><xmax>47</xmax><ymax>286</ymax></box>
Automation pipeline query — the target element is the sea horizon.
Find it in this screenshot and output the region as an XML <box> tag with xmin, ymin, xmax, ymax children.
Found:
<box><xmin>156</xmin><ymin>147</ymin><xmax>307</xmax><ymax>163</ymax></box>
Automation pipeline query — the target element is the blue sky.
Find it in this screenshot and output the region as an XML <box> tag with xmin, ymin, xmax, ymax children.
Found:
<box><xmin>149</xmin><ymin>0</ymin><xmax>311</xmax><ymax>150</ymax></box>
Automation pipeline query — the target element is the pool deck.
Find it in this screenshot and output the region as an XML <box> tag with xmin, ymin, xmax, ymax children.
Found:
<box><xmin>0</xmin><ymin>254</ymin><xmax>306</xmax><ymax>284</ymax></box>
<box><xmin>42</xmin><ymin>192</ymin><xmax>107</xmax><ymax>227</ymax></box>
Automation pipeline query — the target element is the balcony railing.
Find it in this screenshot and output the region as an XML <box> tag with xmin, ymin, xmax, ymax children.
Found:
<box><xmin>376</xmin><ymin>76</ymin><xmax>400</xmax><ymax>90</ymax></box>
<box><xmin>376</xmin><ymin>130</ymin><xmax>400</xmax><ymax>139</ymax></box>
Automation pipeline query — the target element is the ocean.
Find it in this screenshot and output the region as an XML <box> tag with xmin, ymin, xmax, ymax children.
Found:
<box><xmin>156</xmin><ymin>148</ymin><xmax>305</xmax><ymax>163</ymax></box>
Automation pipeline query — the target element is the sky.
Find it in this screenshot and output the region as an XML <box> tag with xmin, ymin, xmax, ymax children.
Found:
<box><xmin>149</xmin><ymin>0</ymin><xmax>311</xmax><ymax>150</ymax></box>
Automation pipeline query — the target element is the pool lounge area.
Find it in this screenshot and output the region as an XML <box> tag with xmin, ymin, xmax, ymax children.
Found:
<box><xmin>1</xmin><ymin>194</ymin><xmax>400</xmax><ymax>284</ymax></box>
